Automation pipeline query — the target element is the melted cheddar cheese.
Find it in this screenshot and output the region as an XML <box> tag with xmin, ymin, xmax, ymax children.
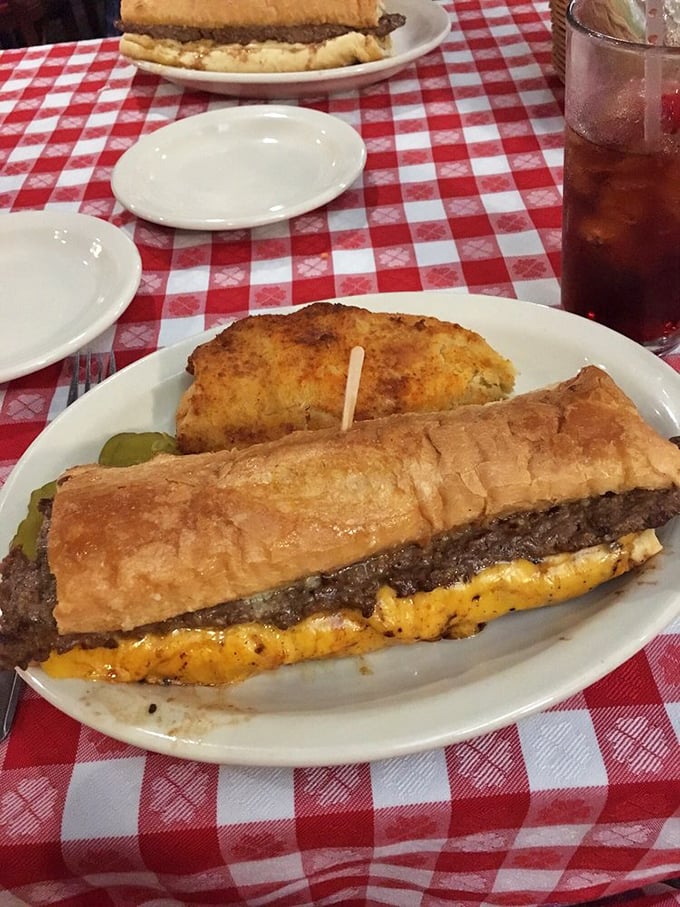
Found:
<box><xmin>41</xmin><ymin>531</ymin><xmax>660</xmax><ymax>685</ymax></box>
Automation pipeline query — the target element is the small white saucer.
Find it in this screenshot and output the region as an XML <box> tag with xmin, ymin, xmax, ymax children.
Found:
<box><xmin>110</xmin><ymin>105</ymin><xmax>367</xmax><ymax>230</ymax></box>
<box><xmin>0</xmin><ymin>211</ymin><xmax>141</xmax><ymax>384</ymax></box>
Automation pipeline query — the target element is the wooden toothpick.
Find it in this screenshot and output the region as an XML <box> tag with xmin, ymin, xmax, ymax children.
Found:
<box><xmin>341</xmin><ymin>345</ymin><xmax>365</xmax><ymax>431</ymax></box>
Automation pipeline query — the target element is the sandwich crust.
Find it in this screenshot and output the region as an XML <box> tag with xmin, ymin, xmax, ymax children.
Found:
<box><xmin>119</xmin><ymin>31</ymin><xmax>390</xmax><ymax>72</ymax></box>
<box><xmin>48</xmin><ymin>367</ymin><xmax>680</xmax><ymax>637</ymax></box>
<box><xmin>120</xmin><ymin>0</ymin><xmax>386</xmax><ymax>29</ymax></box>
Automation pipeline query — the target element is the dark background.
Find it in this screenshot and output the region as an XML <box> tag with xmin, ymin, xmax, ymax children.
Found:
<box><xmin>1</xmin><ymin>0</ymin><xmax>120</xmax><ymax>48</ymax></box>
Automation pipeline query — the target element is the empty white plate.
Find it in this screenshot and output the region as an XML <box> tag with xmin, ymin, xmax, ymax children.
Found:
<box><xmin>111</xmin><ymin>105</ymin><xmax>367</xmax><ymax>230</ymax></box>
<box><xmin>0</xmin><ymin>211</ymin><xmax>141</xmax><ymax>384</ymax></box>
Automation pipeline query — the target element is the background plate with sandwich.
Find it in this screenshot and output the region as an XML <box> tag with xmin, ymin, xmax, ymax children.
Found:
<box><xmin>119</xmin><ymin>0</ymin><xmax>451</xmax><ymax>99</ymax></box>
<box><xmin>1</xmin><ymin>292</ymin><xmax>679</xmax><ymax>766</ymax></box>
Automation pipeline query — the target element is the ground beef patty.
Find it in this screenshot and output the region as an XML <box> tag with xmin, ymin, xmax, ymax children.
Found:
<box><xmin>117</xmin><ymin>13</ymin><xmax>407</xmax><ymax>46</ymax></box>
<box><xmin>1</xmin><ymin>485</ymin><xmax>679</xmax><ymax>671</ymax></box>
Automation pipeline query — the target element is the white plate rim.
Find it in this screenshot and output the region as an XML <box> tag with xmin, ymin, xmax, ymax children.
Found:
<box><xmin>2</xmin><ymin>291</ymin><xmax>680</xmax><ymax>766</ymax></box>
<box><xmin>128</xmin><ymin>0</ymin><xmax>451</xmax><ymax>98</ymax></box>
<box><xmin>111</xmin><ymin>105</ymin><xmax>367</xmax><ymax>230</ymax></box>
<box><xmin>0</xmin><ymin>211</ymin><xmax>141</xmax><ymax>384</ymax></box>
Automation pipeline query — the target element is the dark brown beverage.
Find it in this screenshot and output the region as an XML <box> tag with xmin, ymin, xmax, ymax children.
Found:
<box><xmin>561</xmin><ymin>124</ymin><xmax>680</xmax><ymax>352</ymax></box>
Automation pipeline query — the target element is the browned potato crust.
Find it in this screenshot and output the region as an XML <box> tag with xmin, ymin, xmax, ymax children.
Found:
<box><xmin>175</xmin><ymin>302</ymin><xmax>516</xmax><ymax>453</ymax></box>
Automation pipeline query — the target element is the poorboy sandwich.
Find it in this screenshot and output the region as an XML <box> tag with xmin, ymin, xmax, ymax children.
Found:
<box><xmin>1</xmin><ymin>367</ymin><xmax>679</xmax><ymax>685</ymax></box>
<box><xmin>176</xmin><ymin>302</ymin><xmax>516</xmax><ymax>453</ymax></box>
<box><xmin>118</xmin><ymin>0</ymin><xmax>407</xmax><ymax>73</ymax></box>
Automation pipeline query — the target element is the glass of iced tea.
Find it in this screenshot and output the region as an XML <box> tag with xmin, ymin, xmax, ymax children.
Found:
<box><xmin>561</xmin><ymin>0</ymin><xmax>680</xmax><ymax>354</ymax></box>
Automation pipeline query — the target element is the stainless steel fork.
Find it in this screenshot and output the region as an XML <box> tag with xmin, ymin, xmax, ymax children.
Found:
<box><xmin>0</xmin><ymin>349</ymin><xmax>117</xmax><ymax>743</ymax></box>
<box><xmin>67</xmin><ymin>350</ymin><xmax>117</xmax><ymax>405</ymax></box>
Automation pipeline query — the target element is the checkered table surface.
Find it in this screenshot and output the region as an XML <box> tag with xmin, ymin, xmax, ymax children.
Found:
<box><xmin>1</xmin><ymin>2</ymin><xmax>679</xmax><ymax>905</ymax></box>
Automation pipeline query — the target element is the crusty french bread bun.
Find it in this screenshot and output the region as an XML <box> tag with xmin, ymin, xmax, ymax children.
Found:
<box><xmin>2</xmin><ymin>367</ymin><xmax>680</xmax><ymax>684</ymax></box>
<box><xmin>119</xmin><ymin>32</ymin><xmax>391</xmax><ymax>73</ymax></box>
<box><xmin>118</xmin><ymin>0</ymin><xmax>406</xmax><ymax>73</ymax></box>
<box><xmin>121</xmin><ymin>0</ymin><xmax>386</xmax><ymax>29</ymax></box>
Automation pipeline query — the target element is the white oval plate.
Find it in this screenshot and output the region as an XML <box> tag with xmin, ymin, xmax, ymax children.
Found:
<box><xmin>111</xmin><ymin>106</ymin><xmax>367</xmax><ymax>230</ymax></box>
<box><xmin>3</xmin><ymin>292</ymin><xmax>680</xmax><ymax>766</ymax></box>
<box><xmin>0</xmin><ymin>212</ymin><xmax>141</xmax><ymax>384</ymax></box>
<box><xmin>128</xmin><ymin>0</ymin><xmax>451</xmax><ymax>100</ymax></box>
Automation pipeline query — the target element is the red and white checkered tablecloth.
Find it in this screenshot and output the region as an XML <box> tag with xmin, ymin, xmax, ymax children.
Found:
<box><xmin>1</xmin><ymin>2</ymin><xmax>679</xmax><ymax>905</ymax></box>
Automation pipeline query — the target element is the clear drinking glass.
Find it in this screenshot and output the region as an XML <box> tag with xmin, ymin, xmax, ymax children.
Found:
<box><xmin>561</xmin><ymin>0</ymin><xmax>680</xmax><ymax>354</ymax></box>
